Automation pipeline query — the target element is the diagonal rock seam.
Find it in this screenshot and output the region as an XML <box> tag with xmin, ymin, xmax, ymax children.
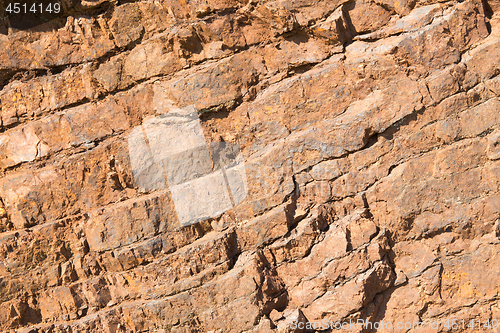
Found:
<box><xmin>0</xmin><ymin>0</ymin><xmax>500</xmax><ymax>331</ymax></box>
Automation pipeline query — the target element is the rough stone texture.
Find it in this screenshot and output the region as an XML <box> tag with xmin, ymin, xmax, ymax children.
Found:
<box><xmin>0</xmin><ymin>0</ymin><xmax>500</xmax><ymax>332</ymax></box>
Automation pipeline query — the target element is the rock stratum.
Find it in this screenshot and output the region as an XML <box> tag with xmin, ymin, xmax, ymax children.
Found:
<box><xmin>0</xmin><ymin>0</ymin><xmax>500</xmax><ymax>331</ymax></box>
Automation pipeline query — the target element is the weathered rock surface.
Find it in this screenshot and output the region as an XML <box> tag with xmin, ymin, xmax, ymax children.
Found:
<box><xmin>1</xmin><ymin>0</ymin><xmax>500</xmax><ymax>331</ymax></box>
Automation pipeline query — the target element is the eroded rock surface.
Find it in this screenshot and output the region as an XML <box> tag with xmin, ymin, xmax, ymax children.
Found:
<box><xmin>1</xmin><ymin>0</ymin><xmax>500</xmax><ymax>331</ymax></box>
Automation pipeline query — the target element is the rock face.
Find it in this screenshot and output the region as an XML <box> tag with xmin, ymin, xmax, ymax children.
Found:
<box><xmin>0</xmin><ymin>0</ymin><xmax>500</xmax><ymax>331</ymax></box>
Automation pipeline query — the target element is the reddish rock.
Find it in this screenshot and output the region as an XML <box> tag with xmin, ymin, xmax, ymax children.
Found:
<box><xmin>1</xmin><ymin>0</ymin><xmax>500</xmax><ymax>331</ymax></box>
<box><xmin>345</xmin><ymin>0</ymin><xmax>393</xmax><ymax>34</ymax></box>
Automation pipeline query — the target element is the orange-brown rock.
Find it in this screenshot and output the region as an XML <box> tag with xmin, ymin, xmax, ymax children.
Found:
<box><xmin>1</xmin><ymin>0</ymin><xmax>500</xmax><ymax>331</ymax></box>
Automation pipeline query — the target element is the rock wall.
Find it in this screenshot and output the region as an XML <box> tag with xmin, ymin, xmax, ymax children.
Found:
<box><xmin>1</xmin><ymin>0</ymin><xmax>500</xmax><ymax>331</ymax></box>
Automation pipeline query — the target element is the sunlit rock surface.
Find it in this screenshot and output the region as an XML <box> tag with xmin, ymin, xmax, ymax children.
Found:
<box><xmin>0</xmin><ymin>0</ymin><xmax>500</xmax><ymax>331</ymax></box>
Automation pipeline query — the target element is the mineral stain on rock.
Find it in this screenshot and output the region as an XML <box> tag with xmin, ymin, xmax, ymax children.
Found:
<box><xmin>0</xmin><ymin>0</ymin><xmax>499</xmax><ymax>331</ymax></box>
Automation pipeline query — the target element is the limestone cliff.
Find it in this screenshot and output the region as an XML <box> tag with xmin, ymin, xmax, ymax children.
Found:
<box><xmin>0</xmin><ymin>0</ymin><xmax>500</xmax><ymax>331</ymax></box>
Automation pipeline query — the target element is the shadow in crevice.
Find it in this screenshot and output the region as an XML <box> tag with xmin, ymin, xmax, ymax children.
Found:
<box><xmin>341</xmin><ymin>0</ymin><xmax>359</xmax><ymax>38</ymax></box>
<box><xmin>356</xmin><ymin>232</ymin><xmax>401</xmax><ymax>333</ymax></box>
<box><xmin>362</xmin><ymin>106</ymin><xmax>425</xmax><ymax>154</ymax></box>
<box><xmin>483</xmin><ymin>0</ymin><xmax>494</xmax><ymax>19</ymax></box>
<box><xmin>482</xmin><ymin>0</ymin><xmax>494</xmax><ymax>35</ymax></box>
<box><xmin>283</xmin><ymin>29</ymin><xmax>311</xmax><ymax>45</ymax></box>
